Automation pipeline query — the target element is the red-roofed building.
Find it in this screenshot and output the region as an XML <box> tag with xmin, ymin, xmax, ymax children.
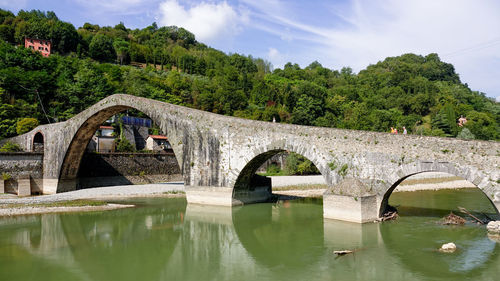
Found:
<box><xmin>25</xmin><ymin>37</ymin><xmax>51</xmax><ymax>57</ymax></box>
<box><xmin>146</xmin><ymin>135</ymin><xmax>171</xmax><ymax>151</ymax></box>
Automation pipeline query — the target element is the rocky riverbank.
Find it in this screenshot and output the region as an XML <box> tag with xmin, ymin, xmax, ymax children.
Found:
<box><xmin>0</xmin><ymin>182</ymin><xmax>185</xmax><ymax>217</ymax></box>
<box><xmin>0</xmin><ymin>203</ymin><xmax>134</xmax><ymax>217</ymax></box>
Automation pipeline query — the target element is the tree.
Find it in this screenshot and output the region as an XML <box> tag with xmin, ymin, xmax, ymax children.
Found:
<box><xmin>0</xmin><ymin>25</ymin><xmax>14</xmax><ymax>43</ymax></box>
<box><xmin>113</xmin><ymin>38</ymin><xmax>129</xmax><ymax>65</ymax></box>
<box><xmin>89</xmin><ymin>34</ymin><xmax>115</xmax><ymax>61</ymax></box>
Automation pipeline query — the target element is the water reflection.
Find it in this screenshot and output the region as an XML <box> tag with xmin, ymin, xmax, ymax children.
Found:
<box><xmin>60</xmin><ymin>198</ymin><xmax>185</xmax><ymax>281</ymax></box>
<box><xmin>0</xmin><ymin>191</ymin><xmax>499</xmax><ymax>281</ymax></box>
<box><xmin>232</xmin><ymin>199</ymin><xmax>324</xmax><ymax>270</ymax></box>
<box><xmin>383</xmin><ymin>188</ymin><xmax>500</xmax><ymax>279</ymax></box>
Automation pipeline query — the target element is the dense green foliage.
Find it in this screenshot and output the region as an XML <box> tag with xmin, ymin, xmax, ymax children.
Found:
<box><xmin>261</xmin><ymin>152</ymin><xmax>320</xmax><ymax>176</ymax></box>
<box><xmin>0</xmin><ymin>9</ymin><xmax>498</xmax><ymax>142</ymax></box>
<box><xmin>0</xmin><ymin>141</ymin><xmax>22</xmax><ymax>152</ymax></box>
<box><xmin>16</xmin><ymin>117</ymin><xmax>38</xmax><ymax>134</ymax></box>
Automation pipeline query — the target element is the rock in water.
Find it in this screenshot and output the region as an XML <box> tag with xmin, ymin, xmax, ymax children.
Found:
<box><xmin>439</xmin><ymin>242</ymin><xmax>457</xmax><ymax>253</ymax></box>
<box><xmin>487</xmin><ymin>221</ymin><xmax>500</xmax><ymax>234</ymax></box>
<box><xmin>488</xmin><ymin>233</ymin><xmax>500</xmax><ymax>243</ymax></box>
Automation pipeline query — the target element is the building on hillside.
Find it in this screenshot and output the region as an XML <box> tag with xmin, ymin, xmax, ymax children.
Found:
<box><xmin>146</xmin><ymin>135</ymin><xmax>171</xmax><ymax>152</ymax></box>
<box><xmin>87</xmin><ymin>126</ymin><xmax>115</xmax><ymax>153</ymax></box>
<box><xmin>24</xmin><ymin>37</ymin><xmax>51</xmax><ymax>57</ymax></box>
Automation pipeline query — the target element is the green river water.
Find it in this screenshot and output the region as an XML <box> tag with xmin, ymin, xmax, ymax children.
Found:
<box><xmin>0</xmin><ymin>188</ymin><xmax>498</xmax><ymax>281</ymax></box>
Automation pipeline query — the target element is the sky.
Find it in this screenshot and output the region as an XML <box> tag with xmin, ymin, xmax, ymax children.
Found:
<box><xmin>1</xmin><ymin>0</ymin><xmax>500</xmax><ymax>101</ymax></box>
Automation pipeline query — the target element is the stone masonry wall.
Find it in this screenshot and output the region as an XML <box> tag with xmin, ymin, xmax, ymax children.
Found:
<box><xmin>0</xmin><ymin>153</ymin><xmax>43</xmax><ymax>194</ymax></box>
<box><xmin>77</xmin><ymin>152</ymin><xmax>182</xmax><ymax>188</ymax></box>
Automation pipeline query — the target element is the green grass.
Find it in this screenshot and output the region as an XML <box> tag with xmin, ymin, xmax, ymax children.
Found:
<box><xmin>400</xmin><ymin>176</ymin><xmax>464</xmax><ymax>186</ymax></box>
<box><xmin>257</xmin><ymin>170</ymin><xmax>290</xmax><ymax>176</ymax></box>
<box><xmin>0</xmin><ymin>199</ymin><xmax>107</xmax><ymax>209</ymax></box>
<box><xmin>272</xmin><ymin>184</ymin><xmax>328</xmax><ymax>191</ymax></box>
<box><xmin>162</xmin><ymin>190</ymin><xmax>185</xmax><ymax>195</ymax></box>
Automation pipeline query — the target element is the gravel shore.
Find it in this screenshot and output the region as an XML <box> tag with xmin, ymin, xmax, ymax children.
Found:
<box><xmin>0</xmin><ymin>173</ymin><xmax>474</xmax><ymax>214</ymax></box>
<box><xmin>0</xmin><ymin>182</ymin><xmax>185</xmax><ymax>205</ymax></box>
<box><xmin>0</xmin><ymin>203</ymin><xmax>134</xmax><ymax>217</ymax></box>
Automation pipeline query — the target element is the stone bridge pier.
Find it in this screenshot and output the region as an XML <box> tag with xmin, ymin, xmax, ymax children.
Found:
<box><xmin>5</xmin><ymin>94</ymin><xmax>500</xmax><ymax>223</ymax></box>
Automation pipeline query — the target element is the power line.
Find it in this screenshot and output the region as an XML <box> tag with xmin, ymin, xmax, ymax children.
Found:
<box><xmin>443</xmin><ymin>37</ymin><xmax>500</xmax><ymax>58</ymax></box>
<box><xmin>15</xmin><ymin>83</ymin><xmax>51</xmax><ymax>124</ymax></box>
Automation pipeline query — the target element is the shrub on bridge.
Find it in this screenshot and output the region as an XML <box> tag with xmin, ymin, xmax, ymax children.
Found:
<box><xmin>0</xmin><ymin>141</ymin><xmax>22</xmax><ymax>152</ymax></box>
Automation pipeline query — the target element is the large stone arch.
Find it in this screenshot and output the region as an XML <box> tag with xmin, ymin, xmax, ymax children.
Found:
<box><xmin>40</xmin><ymin>94</ymin><xmax>198</xmax><ymax>193</ymax></box>
<box><xmin>379</xmin><ymin>160</ymin><xmax>500</xmax><ymax>216</ymax></box>
<box><xmin>55</xmin><ymin>100</ymin><xmax>194</xmax><ymax>192</ymax></box>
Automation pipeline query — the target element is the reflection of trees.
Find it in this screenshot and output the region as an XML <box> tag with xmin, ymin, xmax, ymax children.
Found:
<box><xmin>59</xmin><ymin>198</ymin><xmax>185</xmax><ymax>281</ymax></box>
<box><xmin>233</xmin><ymin>200</ymin><xmax>324</xmax><ymax>270</ymax></box>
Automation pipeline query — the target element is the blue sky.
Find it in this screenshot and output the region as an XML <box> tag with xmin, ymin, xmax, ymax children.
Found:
<box><xmin>2</xmin><ymin>0</ymin><xmax>500</xmax><ymax>101</ymax></box>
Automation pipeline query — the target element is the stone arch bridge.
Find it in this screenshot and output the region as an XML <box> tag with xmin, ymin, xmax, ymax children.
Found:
<box><xmin>7</xmin><ymin>94</ymin><xmax>500</xmax><ymax>223</ymax></box>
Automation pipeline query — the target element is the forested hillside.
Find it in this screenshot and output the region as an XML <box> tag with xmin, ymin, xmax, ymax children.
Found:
<box><xmin>0</xmin><ymin>9</ymin><xmax>498</xmax><ymax>141</ymax></box>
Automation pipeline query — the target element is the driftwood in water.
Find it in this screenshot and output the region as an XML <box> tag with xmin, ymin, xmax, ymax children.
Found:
<box><xmin>377</xmin><ymin>211</ymin><xmax>398</xmax><ymax>222</ymax></box>
<box><xmin>458</xmin><ymin>206</ymin><xmax>486</xmax><ymax>224</ymax></box>
<box><xmin>333</xmin><ymin>250</ymin><xmax>354</xmax><ymax>256</ymax></box>
<box><xmin>440</xmin><ymin>212</ymin><xmax>466</xmax><ymax>225</ymax></box>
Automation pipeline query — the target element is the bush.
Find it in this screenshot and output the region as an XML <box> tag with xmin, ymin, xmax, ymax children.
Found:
<box><xmin>16</xmin><ymin>118</ymin><xmax>39</xmax><ymax>135</ymax></box>
<box><xmin>2</xmin><ymin>172</ymin><xmax>11</xmax><ymax>181</ymax></box>
<box><xmin>266</xmin><ymin>163</ymin><xmax>281</xmax><ymax>175</ymax></box>
<box><xmin>457</xmin><ymin>128</ymin><xmax>475</xmax><ymax>140</ymax></box>
<box><xmin>0</xmin><ymin>141</ymin><xmax>22</xmax><ymax>152</ymax></box>
<box><xmin>284</xmin><ymin>152</ymin><xmax>320</xmax><ymax>175</ymax></box>
<box><xmin>115</xmin><ymin>138</ymin><xmax>135</xmax><ymax>152</ymax></box>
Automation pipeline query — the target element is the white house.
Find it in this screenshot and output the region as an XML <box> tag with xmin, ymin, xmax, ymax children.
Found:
<box><xmin>145</xmin><ymin>135</ymin><xmax>171</xmax><ymax>151</ymax></box>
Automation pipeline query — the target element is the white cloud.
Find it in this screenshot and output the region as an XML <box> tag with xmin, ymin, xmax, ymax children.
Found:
<box><xmin>243</xmin><ymin>0</ymin><xmax>500</xmax><ymax>98</ymax></box>
<box><xmin>158</xmin><ymin>0</ymin><xmax>246</xmax><ymax>43</ymax></box>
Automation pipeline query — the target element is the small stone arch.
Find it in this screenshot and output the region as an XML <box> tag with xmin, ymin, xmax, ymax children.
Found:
<box><xmin>231</xmin><ymin>143</ymin><xmax>331</xmax><ymax>204</ymax></box>
<box><xmin>32</xmin><ymin>131</ymin><xmax>44</xmax><ymax>153</ymax></box>
<box><xmin>379</xmin><ymin>161</ymin><xmax>499</xmax><ymax>216</ymax></box>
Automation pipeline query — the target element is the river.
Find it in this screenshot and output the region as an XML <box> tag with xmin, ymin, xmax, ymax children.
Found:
<box><xmin>0</xmin><ymin>188</ymin><xmax>498</xmax><ymax>280</ymax></box>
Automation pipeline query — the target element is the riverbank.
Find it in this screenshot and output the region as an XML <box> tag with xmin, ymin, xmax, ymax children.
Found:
<box><xmin>0</xmin><ymin>173</ymin><xmax>476</xmax><ymax>216</ymax></box>
<box><xmin>0</xmin><ymin>202</ymin><xmax>134</xmax><ymax>217</ymax></box>
<box><xmin>270</xmin><ymin>172</ymin><xmax>475</xmax><ymax>195</ymax></box>
<box><xmin>0</xmin><ymin>182</ymin><xmax>185</xmax><ymax>217</ymax></box>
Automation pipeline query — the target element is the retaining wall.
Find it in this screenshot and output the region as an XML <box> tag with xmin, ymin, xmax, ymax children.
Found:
<box><xmin>77</xmin><ymin>152</ymin><xmax>182</xmax><ymax>188</ymax></box>
<box><xmin>0</xmin><ymin>153</ymin><xmax>43</xmax><ymax>194</ymax></box>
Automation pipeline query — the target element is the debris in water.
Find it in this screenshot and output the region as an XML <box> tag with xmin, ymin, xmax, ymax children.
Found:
<box><xmin>440</xmin><ymin>212</ymin><xmax>466</xmax><ymax>225</ymax></box>
<box><xmin>377</xmin><ymin>211</ymin><xmax>398</xmax><ymax>222</ymax></box>
<box><xmin>333</xmin><ymin>250</ymin><xmax>354</xmax><ymax>256</ymax></box>
<box><xmin>458</xmin><ymin>206</ymin><xmax>486</xmax><ymax>224</ymax></box>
